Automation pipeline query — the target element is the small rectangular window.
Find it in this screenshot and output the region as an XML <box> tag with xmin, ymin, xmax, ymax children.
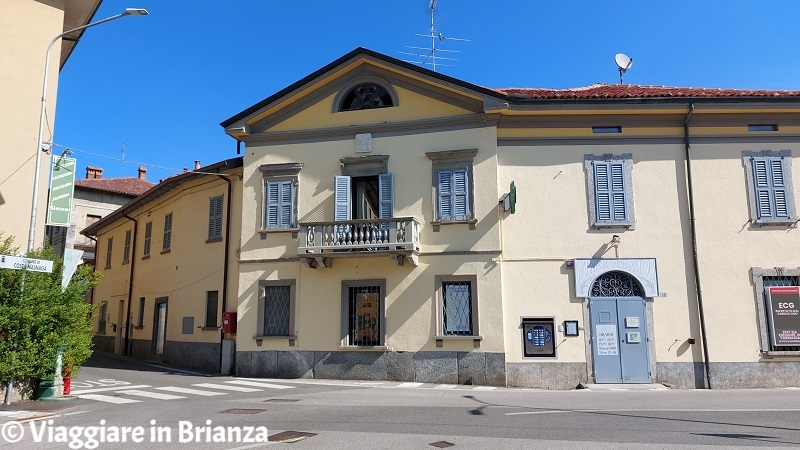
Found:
<box><xmin>205</xmin><ymin>291</ymin><xmax>219</xmax><ymax>328</ymax></box>
<box><xmin>143</xmin><ymin>221</ymin><xmax>152</xmax><ymax>257</ymax></box>
<box><xmin>208</xmin><ymin>196</ymin><xmax>223</xmax><ymax>241</ymax></box>
<box><xmin>137</xmin><ymin>297</ymin><xmax>145</xmax><ymax>327</ymax></box>
<box><xmin>585</xmin><ymin>155</ymin><xmax>635</xmax><ymax>229</ymax></box>
<box><xmin>123</xmin><ymin>230</ymin><xmax>131</xmax><ymax>264</ymax></box>
<box><xmin>592</xmin><ymin>126</ymin><xmax>622</xmax><ymax>134</ymax></box>
<box><xmin>162</xmin><ymin>212</ymin><xmax>173</xmax><ymax>252</ymax></box>
<box><xmin>260</xmin><ymin>163</ymin><xmax>302</xmax><ymax>232</ymax></box>
<box><xmin>104</xmin><ymin>237</ymin><xmax>113</xmax><ymax>269</ymax></box>
<box><xmin>426</xmin><ymin>149</ymin><xmax>478</xmax><ymax>225</ymax></box>
<box><xmin>98</xmin><ymin>302</ymin><xmax>108</xmax><ymax>334</ymax></box>
<box><xmin>748</xmin><ymin>124</ymin><xmax>778</xmax><ymax>132</ymax></box>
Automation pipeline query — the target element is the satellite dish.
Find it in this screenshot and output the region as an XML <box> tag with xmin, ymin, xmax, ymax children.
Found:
<box><xmin>614</xmin><ymin>53</ymin><xmax>633</xmax><ymax>84</ymax></box>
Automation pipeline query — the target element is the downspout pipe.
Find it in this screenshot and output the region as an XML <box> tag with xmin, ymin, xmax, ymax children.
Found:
<box><xmin>214</xmin><ymin>173</ymin><xmax>233</xmax><ymax>374</ymax></box>
<box><xmin>684</xmin><ymin>103</ymin><xmax>712</xmax><ymax>389</ymax></box>
<box><xmin>122</xmin><ymin>213</ymin><xmax>138</xmax><ymax>357</ymax></box>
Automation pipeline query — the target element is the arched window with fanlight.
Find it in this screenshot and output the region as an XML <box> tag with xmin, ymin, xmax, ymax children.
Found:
<box><xmin>334</xmin><ymin>78</ymin><xmax>398</xmax><ymax>112</ymax></box>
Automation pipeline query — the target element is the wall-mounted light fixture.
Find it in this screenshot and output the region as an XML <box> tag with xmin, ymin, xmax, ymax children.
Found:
<box><xmin>611</xmin><ymin>235</ymin><xmax>621</xmax><ymax>244</ymax></box>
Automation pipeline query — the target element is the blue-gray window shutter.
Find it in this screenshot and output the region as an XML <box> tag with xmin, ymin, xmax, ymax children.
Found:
<box><xmin>266</xmin><ymin>181</ymin><xmax>293</xmax><ymax>228</ymax></box>
<box><xmin>594</xmin><ymin>161</ymin><xmax>626</xmax><ymax>222</ymax></box>
<box><xmin>334</xmin><ymin>175</ymin><xmax>351</xmax><ymax>221</ymax></box>
<box><xmin>378</xmin><ymin>172</ymin><xmax>393</xmax><ymax>219</ymax></box>
<box><xmin>754</xmin><ymin>157</ymin><xmax>789</xmax><ymax>219</ymax></box>
<box><xmin>279</xmin><ymin>181</ymin><xmax>293</xmax><ymax>227</ymax></box>
<box><xmin>438</xmin><ymin>168</ymin><xmax>469</xmax><ymax>221</ymax></box>
<box><xmin>438</xmin><ymin>170</ymin><xmax>452</xmax><ymax>220</ymax></box>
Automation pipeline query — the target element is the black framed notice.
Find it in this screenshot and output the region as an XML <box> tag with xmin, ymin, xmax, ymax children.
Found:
<box><xmin>767</xmin><ymin>286</ymin><xmax>800</xmax><ymax>346</ymax></box>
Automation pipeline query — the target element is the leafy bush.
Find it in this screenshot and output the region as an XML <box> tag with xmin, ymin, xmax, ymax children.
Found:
<box><xmin>0</xmin><ymin>234</ymin><xmax>101</xmax><ymax>382</ymax></box>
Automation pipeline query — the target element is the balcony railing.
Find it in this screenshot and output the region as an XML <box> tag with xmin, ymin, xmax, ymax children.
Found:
<box><xmin>298</xmin><ymin>217</ymin><xmax>420</xmax><ymax>267</ymax></box>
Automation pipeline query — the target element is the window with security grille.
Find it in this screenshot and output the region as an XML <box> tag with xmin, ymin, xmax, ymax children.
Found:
<box><xmin>260</xmin><ymin>283</ymin><xmax>293</xmax><ymax>337</ymax></box>
<box><xmin>208</xmin><ymin>195</ymin><xmax>223</xmax><ymax>241</ymax></box>
<box><xmin>162</xmin><ymin>212</ymin><xmax>173</xmax><ymax>252</ymax></box>
<box><xmin>743</xmin><ymin>151</ymin><xmax>797</xmax><ymax>225</ymax></box>
<box><xmin>205</xmin><ymin>291</ymin><xmax>219</xmax><ymax>328</ymax></box>
<box><xmin>443</xmin><ymin>281</ymin><xmax>473</xmax><ymax>335</ymax></box>
<box><xmin>339</xmin><ymin>83</ymin><xmax>394</xmax><ymax>111</ymax></box>
<box><xmin>343</xmin><ymin>280</ymin><xmax>385</xmax><ymax>346</ymax></box>
<box><xmin>436</xmin><ymin>275</ymin><xmax>479</xmax><ymax>337</ymax></box>
<box><xmin>585</xmin><ymin>154</ymin><xmax>635</xmax><ymax>228</ymax></box>
<box><xmin>143</xmin><ymin>221</ymin><xmax>152</xmax><ymax>257</ymax></box>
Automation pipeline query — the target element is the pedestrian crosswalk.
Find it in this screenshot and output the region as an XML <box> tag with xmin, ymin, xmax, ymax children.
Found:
<box><xmin>73</xmin><ymin>379</ymin><xmax>297</xmax><ymax>404</ymax></box>
<box><xmin>72</xmin><ymin>378</ymin><xmax>502</xmax><ymax>405</ymax></box>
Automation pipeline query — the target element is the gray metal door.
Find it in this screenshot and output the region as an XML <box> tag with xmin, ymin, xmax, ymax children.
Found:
<box><xmin>590</xmin><ymin>297</ymin><xmax>650</xmax><ymax>383</ymax></box>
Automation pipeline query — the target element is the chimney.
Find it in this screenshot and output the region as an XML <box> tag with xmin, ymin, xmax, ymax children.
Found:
<box><xmin>194</xmin><ymin>160</ymin><xmax>200</xmax><ymax>170</ymax></box>
<box><xmin>86</xmin><ymin>166</ymin><xmax>103</xmax><ymax>179</ymax></box>
<box><xmin>183</xmin><ymin>168</ymin><xmax>188</xmax><ymax>173</ymax></box>
<box><xmin>138</xmin><ymin>166</ymin><xmax>147</xmax><ymax>180</ymax></box>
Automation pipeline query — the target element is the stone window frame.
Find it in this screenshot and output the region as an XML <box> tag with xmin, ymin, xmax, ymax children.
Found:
<box><xmin>434</xmin><ymin>274</ymin><xmax>481</xmax><ymax>341</ymax></box>
<box><xmin>340</xmin><ymin>279</ymin><xmax>388</xmax><ymax>349</ymax></box>
<box><xmin>426</xmin><ymin>148</ymin><xmax>479</xmax><ymax>230</ymax></box>
<box><xmin>259</xmin><ymin>163</ymin><xmax>302</xmax><ymax>236</ymax></box>
<box><xmin>332</xmin><ymin>76</ymin><xmax>399</xmax><ymax>113</ymax></box>
<box><xmin>751</xmin><ymin>267</ymin><xmax>800</xmax><ymax>357</ymax></box>
<box><xmin>255</xmin><ymin>280</ymin><xmax>297</xmax><ymax>342</ymax></box>
<box><xmin>584</xmin><ymin>153</ymin><xmax>636</xmax><ymax>229</ymax></box>
<box><xmin>742</xmin><ymin>150</ymin><xmax>798</xmax><ymax>227</ymax></box>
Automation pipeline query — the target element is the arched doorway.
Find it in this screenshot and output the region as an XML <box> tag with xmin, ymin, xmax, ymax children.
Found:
<box><xmin>589</xmin><ymin>271</ymin><xmax>651</xmax><ymax>383</ymax></box>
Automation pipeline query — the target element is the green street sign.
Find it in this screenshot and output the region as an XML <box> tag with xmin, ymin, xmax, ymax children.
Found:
<box><xmin>47</xmin><ymin>156</ymin><xmax>76</xmax><ymax>227</ymax></box>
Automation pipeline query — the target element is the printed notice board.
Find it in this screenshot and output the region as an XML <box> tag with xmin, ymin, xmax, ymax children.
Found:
<box><xmin>767</xmin><ymin>286</ymin><xmax>800</xmax><ymax>346</ymax></box>
<box><xmin>596</xmin><ymin>324</ymin><xmax>619</xmax><ymax>356</ymax></box>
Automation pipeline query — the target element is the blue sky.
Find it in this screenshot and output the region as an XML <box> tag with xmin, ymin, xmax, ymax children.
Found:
<box><xmin>53</xmin><ymin>1</ymin><xmax>800</xmax><ymax>182</ymax></box>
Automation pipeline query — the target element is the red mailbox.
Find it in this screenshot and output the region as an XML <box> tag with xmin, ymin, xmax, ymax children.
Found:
<box><xmin>221</xmin><ymin>312</ymin><xmax>237</xmax><ymax>334</ymax></box>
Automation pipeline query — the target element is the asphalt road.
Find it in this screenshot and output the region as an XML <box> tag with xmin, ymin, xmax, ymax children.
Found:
<box><xmin>2</xmin><ymin>353</ymin><xmax>800</xmax><ymax>449</ymax></box>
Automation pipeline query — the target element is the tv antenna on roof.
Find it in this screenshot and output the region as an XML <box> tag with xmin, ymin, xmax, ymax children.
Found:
<box><xmin>398</xmin><ymin>0</ymin><xmax>470</xmax><ymax>72</ymax></box>
<box><xmin>615</xmin><ymin>53</ymin><xmax>633</xmax><ymax>84</ymax></box>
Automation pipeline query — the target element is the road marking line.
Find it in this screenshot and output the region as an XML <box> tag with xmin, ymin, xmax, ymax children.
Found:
<box><xmin>156</xmin><ymin>386</ymin><xmax>226</xmax><ymax>396</ymax></box>
<box><xmin>506</xmin><ymin>408</ymin><xmax>800</xmax><ymax>416</ymax></box>
<box><xmin>0</xmin><ymin>411</ymin><xmax>28</xmax><ymax>417</ymax></box>
<box><xmin>71</xmin><ymin>385</ymin><xmax>151</xmax><ymax>395</ymax></box>
<box><xmin>79</xmin><ymin>394</ymin><xmax>142</xmax><ymax>404</ymax></box>
<box><xmin>226</xmin><ymin>380</ymin><xmax>294</xmax><ymax>390</ymax></box>
<box><xmin>434</xmin><ymin>384</ymin><xmax>456</xmax><ymax>389</ymax></box>
<box><xmin>396</xmin><ymin>382</ymin><xmax>423</xmax><ymax>388</ymax></box>
<box><xmin>118</xmin><ymin>390</ymin><xmax>186</xmax><ymax>400</ymax></box>
<box><xmin>142</xmin><ymin>363</ymin><xmax>210</xmax><ymax>376</ymax></box>
<box><xmin>506</xmin><ymin>410</ymin><xmax>571</xmax><ymax>415</ymax></box>
<box><xmin>473</xmin><ymin>386</ymin><xmax>497</xmax><ymax>391</ymax></box>
<box><xmin>192</xmin><ymin>383</ymin><xmax>261</xmax><ymax>392</ymax></box>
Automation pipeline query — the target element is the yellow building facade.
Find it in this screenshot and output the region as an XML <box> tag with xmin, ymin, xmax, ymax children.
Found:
<box><xmin>84</xmin><ymin>159</ymin><xmax>242</xmax><ymax>373</ymax></box>
<box><xmin>222</xmin><ymin>49</ymin><xmax>800</xmax><ymax>389</ymax></box>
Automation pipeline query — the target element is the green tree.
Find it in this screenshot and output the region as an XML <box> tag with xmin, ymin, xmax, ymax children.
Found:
<box><xmin>0</xmin><ymin>234</ymin><xmax>101</xmax><ymax>383</ymax></box>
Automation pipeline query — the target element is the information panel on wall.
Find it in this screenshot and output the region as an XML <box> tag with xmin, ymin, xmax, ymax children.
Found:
<box><xmin>767</xmin><ymin>286</ymin><xmax>800</xmax><ymax>346</ymax></box>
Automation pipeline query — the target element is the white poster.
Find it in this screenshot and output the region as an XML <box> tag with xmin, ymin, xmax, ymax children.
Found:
<box><xmin>596</xmin><ymin>324</ymin><xmax>619</xmax><ymax>356</ymax></box>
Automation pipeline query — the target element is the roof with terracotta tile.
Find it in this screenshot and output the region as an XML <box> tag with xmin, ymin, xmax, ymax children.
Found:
<box><xmin>495</xmin><ymin>83</ymin><xmax>800</xmax><ymax>100</ymax></box>
<box><xmin>75</xmin><ymin>177</ymin><xmax>155</xmax><ymax>197</ymax></box>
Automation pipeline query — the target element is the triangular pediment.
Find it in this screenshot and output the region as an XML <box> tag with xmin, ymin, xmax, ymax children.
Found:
<box><xmin>221</xmin><ymin>48</ymin><xmax>505</xmax><ymax>139</ymax></box>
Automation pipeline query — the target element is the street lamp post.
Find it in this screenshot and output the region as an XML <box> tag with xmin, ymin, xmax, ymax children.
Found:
<box><xmin>27</xmin><ymin>8</ymin><xmax>149</xmax><ymax>253</ymax></box>
<box><xmin>8</xmin><ymin>7</ymin><xmax>149</xmax><ymax>407</ymax></box>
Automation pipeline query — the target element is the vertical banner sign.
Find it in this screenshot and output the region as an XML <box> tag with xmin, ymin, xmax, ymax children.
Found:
<box><xmin>47</xmin><ymin>156</ymin><xmax>77</xmax><ymax>226</ymax></box>
<box><xmin>767</xmin><ymin>286</ymin><xmax>800</xmax><ymax>346</ymax></box>
<box><xmin>61</xmin><ymin>249</ymin><xmax>84</xmax><ymax>292</ymax></box>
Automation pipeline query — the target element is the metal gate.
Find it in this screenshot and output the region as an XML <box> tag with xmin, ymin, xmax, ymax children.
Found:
<box><xmin>589</xmin><ymin>271</ymin><xmax>650</xmax><ymax>383</ymax></box>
